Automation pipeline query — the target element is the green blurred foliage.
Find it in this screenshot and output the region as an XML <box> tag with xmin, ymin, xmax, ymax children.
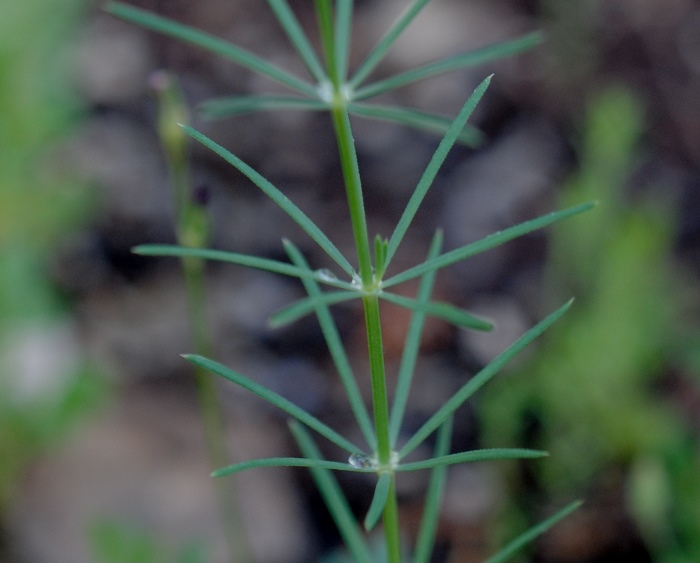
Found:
<box><xmin>0</xmin><ymin>0</ymin><xmax>94</xmax><ymax>318</ymax></box>
<box><xmin>90</xmin><ymin>521</ymin><xmax>207</xmax><ymax>563</ymax></box>
<box><xmin>0</xmin><ymin>0</ymin><xmax>103</xmax><ymax>510</ymax></box>
<box><xmin>479</xmin><ymin>88</ymin><xmax>700</xmax><ymax>561</ymax></box>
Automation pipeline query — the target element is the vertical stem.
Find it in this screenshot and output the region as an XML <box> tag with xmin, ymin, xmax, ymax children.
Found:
<box><xmin>330</xmin><ymin>106</ymin><xmax>373</xmax><ymax>285</ymax></box>
<box><xmin>317</xmin><ymin>3</ymin><xmax>400</xmax><ymax>555</ymax></box>
<box><xmin>152</xmin><ymin>71</ymin><xmax>253</xmax><ymax>563</ymax></box>
<box><xmin>182</xmin><ymin>258</ymin><xmax>253</xmax><ymax>563</ymax></box>
<box><xmin>363</xmin><ymin>295</ymin><xmax>391</xmax><ymax>463</ymax></box>
<box><xmin>383</xmin><ymin>478</ymin><xmax>402</xmax><ymax>563</ymax></box>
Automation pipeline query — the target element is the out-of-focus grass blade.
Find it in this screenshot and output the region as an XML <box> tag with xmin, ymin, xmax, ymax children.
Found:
<box><xmin>397</xmin><ymin>449</ymin><xmax>547</xmax><ymax>472</ymax></box>
<box><xmin>364</xmin><ymin>473</ymin><xmax>392</xmax><ymax>531</ymax></box>
<box><xmin>353</xmin><ymin>32</ymin><xmax>543</xmax><ymax>100</ymax></box>
<box><xmin>133</xmin><ymin>244</ymin><xmax>315</xmax><ymax>279</ymax></box>
<box><xmin>412</xmin><ymin>416</ymin><xmax>452</xmax><ymax>563</ymax></box>
<box><xmin>389</xmin><ymin>232</ymin><xmax>442</xmax><ymax>446</ymax></box>
<box><xmin>384</xmin><ymin>76</ymin><xmax>491</xmax><ymax>271</ymax></box>
<box><xmin>348</xmin><ymin>102</ymin><xmax>483</xmax><ymax>146</ymax></box>
<box><xmin>380</xmin><ymin>292</ymin><xmax>493</xmax><ymax>331</ymax></box>
<box><xmin>349</xmin><ymin>0</ymin><xmax>431</xmax><ymax>88</ymax></box>
<box><xmin>105</xmin><ymin>2</ymin><xmax>318</xmax><ymax>98</ymax></box>
<box><xmin>484</xmin><ymin>500</ymin><xmax>584</xmax><ymax>563</ymax></box>
<box><xmin>384</xmin><ymin>202</ymin><xmax>598</xmax><ymax>288</ymax></box>
<box><xmin>334</xmin><ymin>0</ymin><xmax>353</xmax><ymax>82</ymax></box>
<box><xmin>399</xmin><ymin>299</ymin><xmax>573</xmax><ymax>459</ymax></box>
<box><xmin>212</xmin><ymin>456</ymin><xmax>372</xmax><ymax>477</ymax></box>
<box><xmin>284</xmin><ymin>240</ymin><xmax>376</xmax><ymax>450</ymax></box>
<box><xmin>290</xmin><ymin>421</ymin><xmax>373</xmax><ymax>562</ymax></box>
<box><xmin>181</xmin><ymin>125</ymin><xmax>356</xmax><ymax>278</ymax></box>
<box><xmin>266</xmin><ymin>0</ymin><xmax>327</xmax><ymax>84</ymax></box>
<box><xmin>199</xmin><ymin>95</ymin><xmax>328</xmax><ymax>120</ymax></box>
<box><xmin>184</xmin><ymin>354</ymin><xmax>362</xmax><ymax>454</ymax></box>
<box><xmin>269</xmin><ymin>291</ymin><xmax>359</xmax><ymax>328</ymax></box>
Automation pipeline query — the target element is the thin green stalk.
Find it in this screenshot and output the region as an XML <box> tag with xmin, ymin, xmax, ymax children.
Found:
<box><xmin>152</xmin><ymin>72</ymin><xmax>252</xmax><ymax>563</ymax></box>
<box><xmin>382</xmin><ymin>477</ymin><xmax>402</xmax><ymax>563</ymax></box>
<box><xmin>182</xmin><ymin>259</ymin><xmax>252</xmax><ymax>563</ymax></box>
<box><xmin>363</xmin><ymin>295</ymin><xmax>401</xmax><ymax>562</ymax></box>
<box><xmin>363</xmin><ymin>296</ymin><xmax>391</xmax><ymax>464</ymax></box>
<box><xmin>330</xmin><ymin>104</ymin><xmax>373</xmax><ymax>285</ymax></box>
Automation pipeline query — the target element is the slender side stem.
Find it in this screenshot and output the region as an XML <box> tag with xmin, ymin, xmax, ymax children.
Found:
<box><xmin>152</xmin><ymin>71</ymin><xmax>252</xmax><ymax>562</ymax></box>
<box><xmin>182</xmin><ymin>259</ymin><xmax>253</xmax><ymax>563</ymax></box>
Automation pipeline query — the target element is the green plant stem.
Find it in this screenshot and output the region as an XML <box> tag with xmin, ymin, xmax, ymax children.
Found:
<box><xmin>182</xmin><ymin>258</ymin><xmax>252</xmax><ymax>563</ymax></box>
<box><xmin>382</xmin><ymin>477</ymin><xmax>402</xmax><ymax>563</ymax></box>
<box><xmin>363</xmin><ymin>295</ymin><xmax>391</xmax><ymax>463</ymax></box>
<box><xmin>330</xmin><ymin>103</ymin><xmax>373</xmax><ymax>285</ymax></box>
<box><xmin>326</xmin><ymin>55</ymin><xmax>400</xmax><ymax>559</ymax></box>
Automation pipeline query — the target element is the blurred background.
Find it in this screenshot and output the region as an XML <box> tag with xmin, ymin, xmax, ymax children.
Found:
<box><xmin>1</xmin><ymin>0</ymin><xmax>699</xmax><ymax>561</ymax></box>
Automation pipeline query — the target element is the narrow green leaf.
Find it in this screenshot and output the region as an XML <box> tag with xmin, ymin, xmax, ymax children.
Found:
<box><xmin>384</xmin><ymin>76</ymin><xmax>492</xmax><ymax>271</ymax></box>
<box><xmin>184</xmin><ymin>354</ymin><xmax>362</xmax><ymax>454</ymax></box>
<box><xmin>349</xmin><ymin>0</ymin><xmax>432</xmax><ymax>88</ymax></box>
<box><xmin>314</xmin><ymin>0</ymin><xmax>336</xmax><ymax>83</ymax></box>
<box><xmin>212</xmin><ymin>456</ymin><xmax>371</xmax><ymax>478</ymax></box>
<box><xmin>412</xmin><ymin>416</ymin><xmax>453</xmax><ymax>563</ymax></box>
<box><xmin>105</xmin><ymin>2</ymin><xmax>318</xmax><ymax>98</ymax></box>
<box><xmin>199</xmin><ymin>95</ymin><xmax>328</xmax><ymax>120</ymax></box>
<box><xmin>290</xmin><ymin>421</ymin><xmax>374</xmax><ymax>562</ymax></box>
<box><xmin>379</xmin><ymin>292</ymin><xmax>493</xmax><ymax>331</ymax></box>
<box><xmin>284</xmin><ymin>240</ymin><xmax>376</xmax><ymax>450</ymax></box>
<box><xmin>484</xmin><ymin>500</ymin><xmax>584</xmax><ymax>563</ymax></box>
<box><xmin>181</xmin><ymin>125</ymin><xmax>356</xmax><ymax>277</ymax></box>
<box><xmin>133</xmin><ymin>244</ymin><xmax>315</xmax><ymax>279</ymax></box>
<box><xmin>353</xmin><ymin>32</ymin><xmax>543</xmax><ymax>100</ymax></box>
<box><xmin>373</xmin><ymin>235</ymin><xmax>388</xmax><ymax>278</ymax></box>
<box><xmin>384</xmin><ymin>202</ymin><xmax>598</xmax><ymax>289</ymax></box>
<box><xmin>269</xmin><ymin>290</ymin><xmax>359</xmax><ymax>328</ymax></box>
<box><xmin>364</xmin><ymin>473</ymin><xmax>392</xmax><ymax>531</ymax></box>
<box><xmin>334</xmin><ymin>0</ymin><xmax>353</xmax><ymax>83</ymax></box>
<box><xmin>348</xmin><ymin>102</ymin><xmax>483</xmax><ymax>146</ymax></box>
<box><xmin>266</xmin><ymin>0</ymin><xmax>328</xmax><ymax>84</ymax></box>
<box><xmin>397</xmin><ymin>448</ymin><xmax>547</xmax><ymax>472</ymax></box>
<box><xmin>389</xmin><ymin>232</ymin><xmax>442</xmax><ymax>446</ymax></box>
<box><xmin>399</xmin><ymin>299</ymin><xmax>573</xmax><ymax>459</ymax></box>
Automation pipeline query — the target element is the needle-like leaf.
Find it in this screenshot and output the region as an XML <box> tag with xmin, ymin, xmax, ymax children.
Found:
<box><xmin>384</xmin><ymin>75</ymin><xmax>491</xmax><ymax>271</ymax></box>
<box><xmin>484</xmin><ymin>500</ymin><xmax>584</xmax><ymax>563</ymax></box>
<box><xmin>334</xmin><ymin>0</ymin><xmax>353</xmax><ymax>83</ymax></box>
<box><xmin>389</xmin><ymin>232</ymin><xmax>442</xmax><ymax>446</ymax></box>
<box><xmin>212</xmin><ymin>456</ymin><xmax>372</xmax><ymax>478</ymax></box>
<box><xmin>397</xmin><ymin>448</ymin><xmax>547</xmax><ymax>472</ymax></box>
<box><xmin>269</xmin><ymin>290</ymin><xmax>359</xmax><ymax>328</ymax></box>
<box><xmin>353</xmin><ymin>32</ymin><xmax>543</xmax><ymax>100</ymax></box>
<box><xmin>133</xmin><ymin>244</ymin><xmax>315</xmax><ymax>280</ymax></box>
<box><xmin>379</xmin><ymin>292</ymin><xmax>493</xmax><ymax>331</ymax></box>
<box><xmin>285</xmin><ymin>240</ymin><xmax>376</xmax><ymax>450</ymax></box>
<box><xmin>349</xmin><ymin>0</ymin><xmax>432</xmax><ymax>88</ymax></box>
<box><xmin>181</xmin><ymin>125</ymin><xmax>356</xmax><ymax>278</ymax></box>
<box><xmin>348</xmin><ymin>102</ymin><xmax>483</xmax><ymax>146</ymax></box>
<box><xmin>184</xmin><ymin>354</ymin><xmax>362</xmax><ymax>454</ymax></box>
<box><xmin>105</xmin><ymin>2</ymin><xmax>318</xmax><ymax>98</ymax></box>
<box><xmin>266</xmin><ymin>0</ymin><xmax>328</xmax><ymax>84</ymax></box>
<box><xmin>412</xmin><ymin>416</ymin><xmax>453</xmax><ymax>563</ymax></box>
<box><xmin>290</xmin><ymin>422</ymin><xmax>373</xmax><ymax>562</ymax></box>
<box><xmin>384</xmin><ymin>202</ymin><xmax>598</xmax><ymax>288</ymax></box>
<box><xmin>399</xmin><ymin>299</ymin><xmax>573</xmax><ymax>459</ymax></box>
<box><xmin>364</xmin><ymin>473</ymin><xmax>392</xmax><ymax>531</ymax></box>
<box><xmin>199</xmin><ymin>95</ymin><xmax>328</xmax><ymax>120</ymax></box>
